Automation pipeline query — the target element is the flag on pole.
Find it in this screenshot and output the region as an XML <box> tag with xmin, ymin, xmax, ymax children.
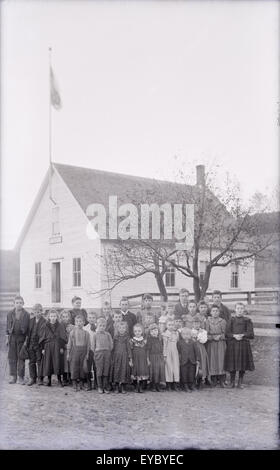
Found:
<box><xmin>50</xmin><ymin>66</ymin><xmax>62</xmax><ymax>110</ymax></box>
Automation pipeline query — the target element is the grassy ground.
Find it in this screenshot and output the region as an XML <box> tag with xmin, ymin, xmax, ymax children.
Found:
<box><xmin>0</xmin><ymin>315</ymin><xmax>279</xmax><ymax>450</ymax></box>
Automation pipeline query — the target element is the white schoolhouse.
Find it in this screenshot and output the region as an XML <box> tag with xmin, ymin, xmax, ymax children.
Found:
<box><xmin>16</xmin><ymin>163</ymin><xmax>254</xmax><ymax>308</ymax></box>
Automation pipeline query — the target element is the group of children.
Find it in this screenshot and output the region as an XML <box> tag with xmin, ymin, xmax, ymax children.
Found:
<box><xmin>5</xmin><ymin>289</ymin><xmax>255</xmax><ymax>394</ymax></box>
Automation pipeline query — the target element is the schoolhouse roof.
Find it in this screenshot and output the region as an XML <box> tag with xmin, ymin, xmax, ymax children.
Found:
<box><xmin>53</xmin><ymin>162</ymin><xmax>196</xmax><ymax>210</ymax></box>
<box><xmin>14</xmin><ymin>162</ymin><xmax>227</xmax><ymax>249</ymax></box>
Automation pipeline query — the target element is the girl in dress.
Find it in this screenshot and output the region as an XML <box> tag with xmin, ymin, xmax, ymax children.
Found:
<box><xmin>197</xmin><ymin>301</ymin><xmax>209</xmax><ymax>328</ymax></box>
<box><xmin>112</xmin><ymin>311</ymin><xmax>123</xmax><ymax>339</ymax></box>
<box><xmin>111</xmin><ymin>321</ymin><xmax>132</xmax><ymax>394</ymax></box>
<box><xmin>224</xmin><ymin>302</ymin><xmax>255</xmax><ymax>388</ymax></box>
<box><xmin>162</xmin><ymin>320</ymin><xmax>180</xmax><ymax>391</ymax></box>
<box><xmin>60</xmin><ymin>309</ymin><xmax>75</xmax><ymax>385</ymax></box>
<box><xmin>191</xmin><ymin>323</ymin><xmax>210</xmax><ymax>389</ymax></box>
<box><xmin>205</xmin><ymin>305</ymin><xmax>227</xmax><ymax>387</ymax></box>
<box><xmin>130</xmin><ymin>323</ymin><xmax>149</xmax><ymax>393</ymax></box>
<box><xmin>39</xmin><ymin>309</ymin><xmax>67</xmax><ymax>387</ymax></box>
<box><xmin>184</xmin><ymin>300</ymin><xmax>200</xmax><ymax>329</ymax></box>
<box><xmin>146</xmin><ymin>323</ymin><xmax>165</xmax><ymax>392</ymax></box>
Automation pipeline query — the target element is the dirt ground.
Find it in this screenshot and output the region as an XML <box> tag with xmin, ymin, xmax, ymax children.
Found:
<box><xmin>0</xmin><ymin>318</ymin><xmax>279</xmax><ymax>450</ymax></box>
<box><xmin>0</xmin><ymin>379</ymin><xmax>279</xmax><ymax>450</ymax></box>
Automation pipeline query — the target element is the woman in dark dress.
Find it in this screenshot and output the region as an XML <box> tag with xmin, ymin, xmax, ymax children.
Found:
<box><xmin>225</xmin><ymin>302</ymin><xmax>255</xmax><ymax>388</ymax></box>
<box><xmin>130</xmin><ymin>323</ymin><xmax>149</xmax><ymax>393</ymax></box>
<box><xmin>39</xmin><ymin>309</ymin><xmax>67</xmax><ymax>386</ymax></box>
<box><xmin>146</xmin><ymin>323</ymin><xmax>165</xmax><ymax>391</ymax></box>
<box><xmin>110</xmin><ymin>321</ymin><xmax>132</xmax><ymax>394</ymax></box>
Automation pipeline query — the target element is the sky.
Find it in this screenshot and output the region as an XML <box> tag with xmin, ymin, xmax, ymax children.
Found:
<box><xmin>1</xmin><ymin>0</ymin><xmax>279</xmax><ymax>249</ymax></box>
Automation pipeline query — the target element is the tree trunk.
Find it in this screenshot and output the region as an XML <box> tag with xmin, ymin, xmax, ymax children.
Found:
<box><xmin>200</xmin><ymin>265</ymin><xmax>212</xmax><ymax>299</ymax></box>
<box><xmin>193</xmin><ymin>277</ymin><xmax>201</xmax><ymax>302</ymax></box>
<box><xmin>155</xmin><ymin>273</ymin><xmax>168</xmax><ymax>302</ymax></box>
<box><xmin>192</xmin><ymin>247</ymin><xmax>201</xmax><ymax>301</ymax></box>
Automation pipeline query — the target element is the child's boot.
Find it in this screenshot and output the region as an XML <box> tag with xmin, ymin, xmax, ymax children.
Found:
<box><xmin>97</xmin><ymin>376</ymin><xmax>103</xmax><ymax>394</ymax></box>
<box><xmin>155</xmin><ymin>383</ymin><xmax>161</xmax><ymax>392</ymax></box>
<box><xmin>74</xmin><ymin>380</ymin><xmax>79</xmax><ymax>392</ymax></box>
<box><xmin>211</xmin><ymin>375</ymin><xmax>217</xmax><ymax>388</ymax></box>
<box><xmin>57</xmin><ymin>375</ymin><xmax>64</xmax><ymax>387</ymax></box>
<box><xmin>9</xmin><ymin>375</ymin><xmax>16</xmax><ymax>384</ymax></box>
<box><xmin>174</xmin><ymin>382</ymin><xmax>181</xmax><ymax>392</ymax></box>
<box><xmin>27</xmin><ymin>377</ymin><xmax>36</xmax><ymax>386</ymax></box>
<box><xmin>138</xmin><ymin>381</ymin><xmax>143</xmax><ymax>393</ymax></box>
<box><xmin>62</xmin><ymin>373</ymin><xmax>68</xmax><ymax>386</ymax></box>
<box><xmin>47</xmin><ymin>376</ymin><xmax>52</xmax><ymax>387</ymax></box>
<box><xmin>219</xmin><ymin>375</ymin><xmax>225</xmax><ymax>388</ymax></box>
<box><xmin>38</xmin><ymin>377</ymin><xmax>44</xmax><ymax>386</ymax></box>
<box><xmin>103</xmin><ymin>377</ymin><xmax>110</xmax><ymax>394</ymax></box>
<box><xmin>121</xmin><ymin>384</ymin><xmax>127</xmax><ymax>394</ymax></box>
<box><xmin>151</xmin><ymin>382</ymin><xmax>156</xmax><ymax>392</ymax></box>
<box><xmin>18</xmin><ymin>376</ymin><xmax>25</xmax><ymax>385</ymax></box>
<box><xmin>85</xmin><ymin>378</ymin><xmax>92</xmax><ymax>391</ymax></box>
<box><xmin>230</xmin><ymin>371</ymin><xmax>236</xmax><ymax>388</ymax></box>
<box><xmin>237</xmin><ymin>371</ymin><xmax>245</xmax><ymax>389</ymax></box>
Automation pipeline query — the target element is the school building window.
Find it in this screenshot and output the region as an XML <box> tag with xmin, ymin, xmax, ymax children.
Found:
<box><xmin>52</xmin><ymin>206</ymin><xmax>60</xmax><ymax>235</ymax></box>
<box><xmin>35</xmin><ymin>262</ymin><xmax>42</xmax><ymax>289</ymax></box>
<box><xmin>73</xmin><ymin>257</ymin><xmax>81</xmax><ymax>287</ymax></box>
<box><xmin>165</xmin><ymin>266</ymin><xmax>176</xmax><ymax>287</ymax></box>
<box><xmin>199</xmin><ymin>260</ymin><xmax>207</xmax><ymax>283</ymax></box>
<box><xmin>230</xmin><ymin>262</ymin><xmax>239</xmax><ymax>288</ymax></box>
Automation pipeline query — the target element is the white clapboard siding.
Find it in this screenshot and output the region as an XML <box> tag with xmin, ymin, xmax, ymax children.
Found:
<box><xmin>20</xmin><ymin>171</ymin><xmax>102</xmax><ymax>309</ymax></box>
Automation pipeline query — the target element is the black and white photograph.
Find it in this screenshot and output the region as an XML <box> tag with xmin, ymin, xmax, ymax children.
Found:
<box><xmin>0</xmin><ymin>0</ymin><xmax>279</xmax><ymax>452</ymax></box>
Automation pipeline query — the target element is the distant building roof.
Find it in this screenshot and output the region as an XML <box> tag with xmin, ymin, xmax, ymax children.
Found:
<box><xmin>0</xmin><ymin>250</ymin><xmax>19</xmax><ymax>292</ymax></box>
<box><xmin>248</xmin><ymin>211</ymin><xmax>280</xmax><ymax>235</ymax></box>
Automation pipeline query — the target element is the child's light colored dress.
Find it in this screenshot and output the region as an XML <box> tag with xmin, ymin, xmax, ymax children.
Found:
<box><xmin>162</xmin><ymin>330</ymin><xmax>180</xmax><ymax>382</ymax></box>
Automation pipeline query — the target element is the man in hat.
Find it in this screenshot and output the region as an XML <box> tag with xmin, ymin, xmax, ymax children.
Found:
<box><xmin>6</xmin><ymin>295</ymin><xmax>30</xmax><ymax>384</ymax></box>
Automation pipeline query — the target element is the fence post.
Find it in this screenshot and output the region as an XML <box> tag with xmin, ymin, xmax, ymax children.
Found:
<box><xmin>247</xmin><ymin>292</ymin><xmax>252</xmax><ymax>305</ymax></box>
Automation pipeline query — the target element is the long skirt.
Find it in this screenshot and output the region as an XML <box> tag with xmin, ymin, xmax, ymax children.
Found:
<box><xmin>196</xmin><ymin>342</ymin><xmax>210</xmax><ymax>379</ymax></box>
<box><xmin>111</xmin><ymin>351</ymin><xmax>130</xmax><ymax>384</ymax></box>
<box><xmin>180</xmin><ymin>362</ymin><xmax>196</xmax><ymax>385</ymax></box>
<box><xmin>149</xmin><ymin>353</ymin><xmax>166</xmax><ymax>384</ymax></box>
<box><xmin>42</xmin><ymin>341</ymin><xmax>64</xmax><ymax>376</ymax></box>
<box><xmin>69</xmin><ymin>345</ymin><xmax>87</xmax><ymax>380</ymax></box>
<box><xmin>165</xmin><ymin>343</ymin><xmax>180</xmax><ymax>382</ymax></box>
<box><xmin>206</xmin><ymin>340</ymin><xmax>226</xmax><ymax>376</ymax></box>
<box><xmin>131</xmin><ymin>348</ymin><xmax>149</xmax><ymax>380</ymax></box>
<box><xmin>224</xmin><ymin>339</ymin><xmax>255</xmax><ymax>372</ymax></box>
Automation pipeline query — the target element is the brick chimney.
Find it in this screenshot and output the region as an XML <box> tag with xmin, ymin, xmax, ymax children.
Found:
<box><xmin>196</xmin><ymin>164</ymin><xmax>205</xmax><ymax>186</ymax></box>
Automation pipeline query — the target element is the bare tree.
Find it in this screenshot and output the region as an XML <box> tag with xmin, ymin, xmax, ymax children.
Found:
<box><xmin>90</xmin><ymin>164</ymin><xmax>279</xmax><ymax>301</ymax></box>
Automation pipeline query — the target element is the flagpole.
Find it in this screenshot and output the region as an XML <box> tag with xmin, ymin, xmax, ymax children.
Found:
<box><xmin>49</xmin><ymin>46</ymin><xmax>56</xmax><ymax>205</ymax></box>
